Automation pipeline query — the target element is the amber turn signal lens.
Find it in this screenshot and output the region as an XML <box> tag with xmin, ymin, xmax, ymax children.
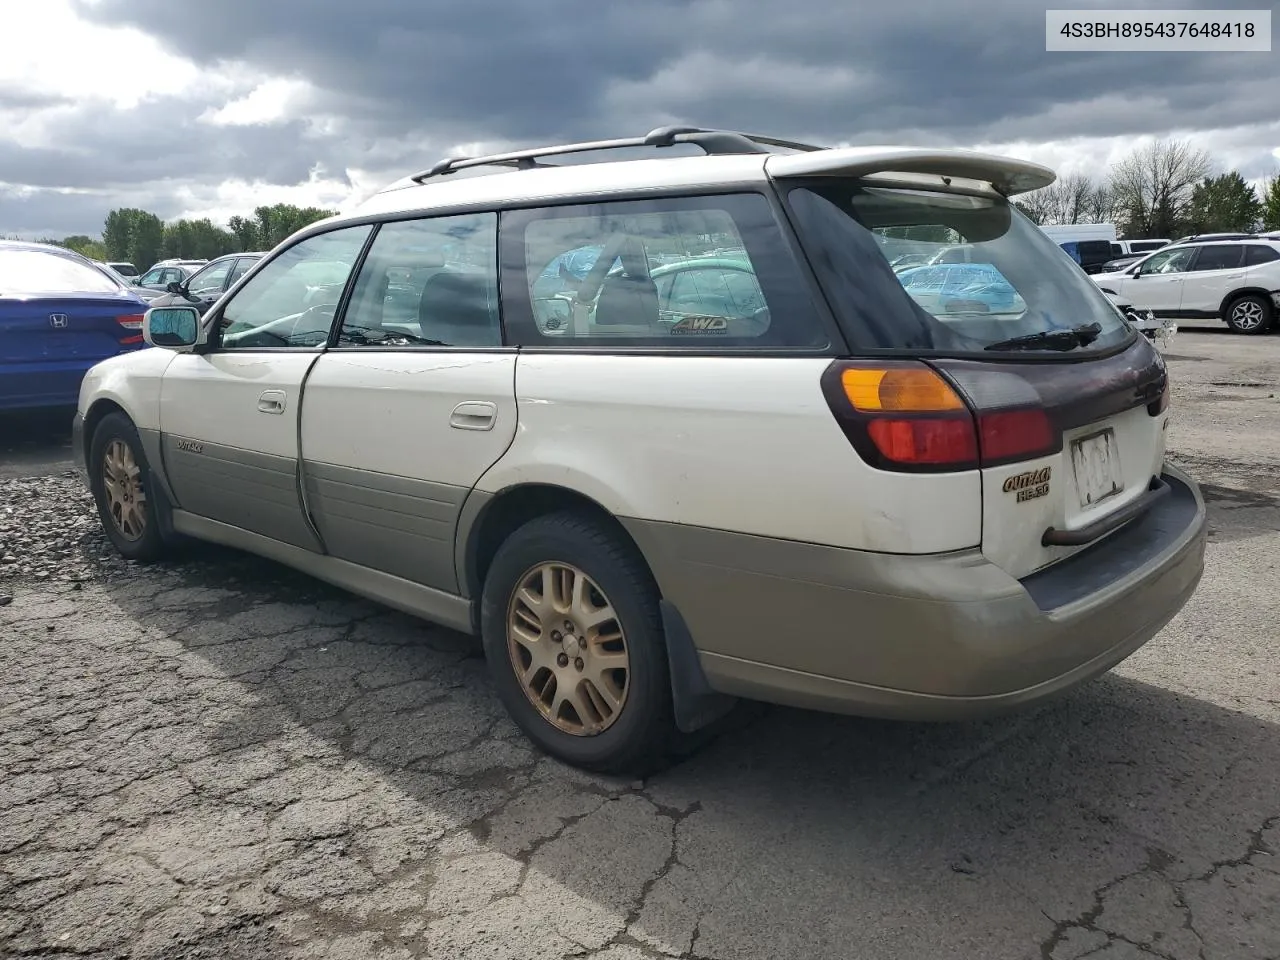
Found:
<box><xmin>840</xmin><ymin>367</ymin><xmax>966</xmax><ymax>413</ymax></box>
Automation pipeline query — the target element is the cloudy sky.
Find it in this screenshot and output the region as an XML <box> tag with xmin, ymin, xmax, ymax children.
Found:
<box><xmin>2</xmin><ymin>0</ymin><xmax>1277</xmax><ymax>238</ymax></box>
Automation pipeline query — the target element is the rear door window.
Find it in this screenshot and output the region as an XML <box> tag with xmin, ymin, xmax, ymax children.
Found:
<box><xmin>339</xmin><ymin>213</ymin><xmax>501</xmax><ymax>348</ymax></box>
<box><xmin>500</xmin><ymin>194</ymin><xmax>830</xmax><ymax>348</ymax></box>
<box><xmin>1190</xmin><ymin>245</ymin><xmax>1245</xmax><ymax>271</ymax></box>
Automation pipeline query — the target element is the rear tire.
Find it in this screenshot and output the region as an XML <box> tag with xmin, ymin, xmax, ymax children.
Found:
<box><xmin>88</xmin><ymin>412</ymin><xmax>170</xmax><ymax>563</ymax></box>
<box><xmin>1223</xmin><ymin>294</ymin><xmax>1273</xmax><ymax>335</ymax></box>
<box><xmin>480</xmin><ymin>510</ymin><xmax>678</xmax><ymax>774</ymax></box>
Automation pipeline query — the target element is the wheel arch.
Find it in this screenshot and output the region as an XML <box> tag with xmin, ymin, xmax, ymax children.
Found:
<box><xmin>82</xmin><ymin>398</ymin><xmax>130</xmax><ymax>465</ymax></box>
<box><xmin>458</xmin><ymin>482</ymin><xmax>655</xmax><ymax>605</ymax></box>
<box><xmin>456</xmin><ymin>480</ymin><xmax>736</xmax><ymax>734</ymax></box>
<box><xmin>1218</xmin><ymin>286</ymin><xmax>1274</xmax><ymax>319</ymax></box>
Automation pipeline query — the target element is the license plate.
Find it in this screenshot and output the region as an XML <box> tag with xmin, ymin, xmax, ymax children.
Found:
<box><xmin>1070</xmin><ymin>428</ymin><xmax>1124</xmax><ymax>508</ymax></box>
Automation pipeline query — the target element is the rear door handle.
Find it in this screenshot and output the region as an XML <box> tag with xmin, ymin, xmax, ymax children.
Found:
<box><xmin>258</xmin><ymin>390</ymin><xmax>287</xmax><ymax>414</ymax></box>
<box><xmin>450</xmin><ymin>401</ymin><xmax>497</xmax><ymax>431</ymax></box>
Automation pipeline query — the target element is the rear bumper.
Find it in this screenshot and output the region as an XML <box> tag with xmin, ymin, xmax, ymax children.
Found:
<box><xmin>624</xmin><ymin>464</ymin><xmax>1206</xmax><ymax>720</ymax></box>
<box><xmin>0</xmin><ymin>360</ymin><xmax>94</xmax><ymax>411</ymax></box>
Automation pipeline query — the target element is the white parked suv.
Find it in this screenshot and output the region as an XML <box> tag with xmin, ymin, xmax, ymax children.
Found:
<box><xmin>73</xmin><ymin>126</ymin><xmax>1206</xmax><ymax>772</ymax></box>
<box><xmin>1092</xmin><ymin>237</ymin><xmax>1280</xmax><ymax>334</ymax></box>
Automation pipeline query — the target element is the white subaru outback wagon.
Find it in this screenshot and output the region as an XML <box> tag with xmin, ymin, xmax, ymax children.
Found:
<box><xmin>74</xmin><ymin>126</ymin><xmax>1206</xmax><ymax>772</ymax></box>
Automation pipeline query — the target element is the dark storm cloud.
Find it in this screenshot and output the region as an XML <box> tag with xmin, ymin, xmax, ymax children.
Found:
<box><xmin>71</xmin><ymin>0</ymin><xmax>1279</xmax><ymax>145</ymax></box>
<box><xmin>0</xmin><ymin>101</ymin><xmax>321</xmax><ymax>190</ymax></box>
<box><xmin>6</xmin><ymin>0</ymin><xmax>1277</xmax><ymax>236</ymax></box>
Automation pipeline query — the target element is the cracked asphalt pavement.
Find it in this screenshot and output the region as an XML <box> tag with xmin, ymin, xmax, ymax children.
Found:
<box><xmin>2</xmin><ymin>329</ymin><xmax>1279</xmax><ymax>960</ymax></box>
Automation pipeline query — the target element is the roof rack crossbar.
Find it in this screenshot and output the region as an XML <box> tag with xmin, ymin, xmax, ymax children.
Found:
<box><xmin>408</xmin><ymin>126</ymin><xmax>828</xmax><ymax>183</ymax></box>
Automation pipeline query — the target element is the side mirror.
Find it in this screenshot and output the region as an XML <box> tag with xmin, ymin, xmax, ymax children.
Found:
<box><xmin>165</xmin><ymin>280</ymin><xmax>186</xmax><ymax>295</ymax></box>
<box><xmin>143</xmin><ymin>305</ymin><xmax>201</xmax><ymax>350</ymax></box>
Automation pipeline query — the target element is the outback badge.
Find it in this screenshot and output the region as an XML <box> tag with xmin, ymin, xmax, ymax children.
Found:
<box><xmin>1003</xmin><ymin>466</ymin><xmax>1051</xmax><ymax>503</ymax></box>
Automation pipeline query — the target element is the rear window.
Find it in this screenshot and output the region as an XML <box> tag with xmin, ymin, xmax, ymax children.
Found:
<box><xmin>0</xmin><ymin>250</ymin><xmax>124</xmax><ymax>296</ymax></box>
<box><xmin>782</xmin><ymin>182</ymin><xmax>1133</xmax><ymax>354</ymax></box>
<box><xmin>500</xmin><ymin>193</ymin><xmax>829</xmax><ymax>348</ymax></box>
<box><xmin>1244</xmin><ymin>245</ymin><xmax>1279</xmax><ymax>266</ymax></box>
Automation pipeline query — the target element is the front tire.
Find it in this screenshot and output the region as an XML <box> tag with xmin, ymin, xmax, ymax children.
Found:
<box><xmin>88</xmin><ymin>412</ymin><xmax>169</xmax><ymax>562</ymax></box>
<box><xmin>480</xmin><ymin>510</ymin><xmax>677</xmax><ymax>773</ymax></box>
<box><xmin>1223</xmin><ymin>294</ymin><xmax>1273</xmax><ymax>335</ymax></box>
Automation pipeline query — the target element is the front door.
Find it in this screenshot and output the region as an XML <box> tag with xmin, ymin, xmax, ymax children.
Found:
<box><xmin>159</xmin><ymin>224</ymin><xmax>374</xmax><ymax>550</ymax></box>
<box><xmin>298</xmin><ymin>214</ymin><xmax>516</xmax><ymax>594</ymax></box>
<box><xmin>1126</xmin><ymin>245</ymin><xmax>1195</xmax><ymax>315</ymax></box>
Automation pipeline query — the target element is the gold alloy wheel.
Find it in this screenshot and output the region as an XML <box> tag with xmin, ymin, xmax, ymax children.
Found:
<box><xmin>506</xmin><ymin>562</ymin><xmax>630</xmax><ymax>736</ymax></box>
<box><xmin>102</xmin><ymin>439</ymin><xmax>147</xmax><ymax>541</ymax></box>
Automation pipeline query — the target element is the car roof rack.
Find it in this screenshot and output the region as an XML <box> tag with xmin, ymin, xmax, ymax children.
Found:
<box><xmin>409</xmin><ymin>125</ymin><xmax>826</xmax><ymax>183</ymax></box>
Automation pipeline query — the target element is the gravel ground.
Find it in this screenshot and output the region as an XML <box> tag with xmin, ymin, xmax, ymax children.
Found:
<box><xmin>0</xmin><ymin>473</ymin><xmax>138</xmax><ymax>587</ymax></box>
<box><xmin>2</xmin><ymin>330</ymin><xmax>1279</xmax><ymax>960</ymax></box>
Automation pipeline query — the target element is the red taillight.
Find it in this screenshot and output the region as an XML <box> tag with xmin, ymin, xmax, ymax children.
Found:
<box><xmin>976</xmin><ymin>408</ymin><xmax>1055</xmax><ymax>462</ymax></box>
<box><xmin>866</xmin><ymin>418</ymin><xmax>979</xmax><ymax>465</ymax></box>
<box><xmin>821</xmin><ymin>360</ymin><xmax>1060</xmax><ymax>473</ymax></box>
<box><xmin>118</xmin><ymin>334</ymin><xmax>144</xmax><ymax>345</ymax></box>
<box><xmin>116</xmin><ymin>314</ymin><xmax>144</xmax><ymax>330</ymax></box>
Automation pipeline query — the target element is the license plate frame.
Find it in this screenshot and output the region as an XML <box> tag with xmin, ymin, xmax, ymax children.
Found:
<box><xmin>1070</xmin><ymin>428</ymin><xmax>1124</xmax><ymax>509</ymax></box>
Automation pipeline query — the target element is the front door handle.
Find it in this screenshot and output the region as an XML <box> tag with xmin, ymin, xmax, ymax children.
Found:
<box><xmin>450</xmin><ymin>401</ymin><xmax>497</xmax><ymax>431</ymax></box>
<box><xmin>258</xmin><ymin>390</ymin><xmax>287</xmax><ymax>414</ymax></box>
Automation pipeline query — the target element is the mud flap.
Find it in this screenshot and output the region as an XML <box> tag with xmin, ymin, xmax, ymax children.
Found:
<box><xmin>660</xmin><ymin>599</ymin><xmax>738</xmax><ymax>733</ymax></box>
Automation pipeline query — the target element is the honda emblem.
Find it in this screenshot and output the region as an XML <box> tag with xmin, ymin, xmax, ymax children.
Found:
<box><xmin>49</xmin><ymin>314</ymin><xmax>68</xmax><ymax>328</ymax></box>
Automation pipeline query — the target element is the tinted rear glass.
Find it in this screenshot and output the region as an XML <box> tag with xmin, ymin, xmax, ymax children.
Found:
<box><xmin>1192</xmin><ymin>245</ymin><xmax>1244</xmax><ymax>271</ymax></box>
<box><xmin>1245</xmin><ymin>245</ymin><xmax>1280</xmax><ymax>266</ymax></box>
<box><xmin>783</xmin><ymin>182</ymin><xmax>1132</xmax><ymax>354</ymax></box>
<box><xmin>0</xmin><ymin>250</ymin><xmax>124</xmax><ymax>295</ymax></box>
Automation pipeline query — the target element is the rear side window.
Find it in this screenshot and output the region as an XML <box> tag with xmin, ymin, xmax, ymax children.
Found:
<box><xmin>1191</xmin><ymin>245</ymin><xmax>1244</xmax><ymax>271</ymax></box>
<box><xmin>500</xmin><ymin>193</ymin><xmax>829</xmax><ymax>348</ymax></box>
<box><xmin>1245</xmin><ymin>245</ymin><xmax>1280</xmax><ymax>266</ymax></box>
<box><xmin>0</xmin><ymin>250</ymin><xmax>123</xmax><ymax>295</ymax></box>
<box><xmin>782</xmin><ymin>182</ymin><xmax>1132</xmax><ymax>354</ymax></box>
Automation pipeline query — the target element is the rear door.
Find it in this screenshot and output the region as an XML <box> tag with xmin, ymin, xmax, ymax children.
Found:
<box><xmin>1179</xmin><ymin>244</ymin><xmax>1245</xmax><ymax>313</ymax></box>
<box><xmin>299</xmin><ymin>213</ymin><xmax>516</xmax><ymax>594</ymax></box>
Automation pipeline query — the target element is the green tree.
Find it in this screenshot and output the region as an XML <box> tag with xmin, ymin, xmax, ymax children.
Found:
<box><xmin>252</xmin><ymin>203</ymin><xmax>338</xmax><ymax>248</ymax></box>
<box><xmin>1186</xmin><ymin>172</ymin><xmax>1263</xmax><ymax>233</ymax></box>
<box><xmin>1262</xmin><ymin>175</ymin><xmax>1280</xmax><ymax>230</ymax></box>
<box><xmin>103</xmin><ymin>208</ymin><xmax>143</xmax><ymax>261</ymax></box>
<box><xmin>62</xmin><ymin>235</ymin><xmax>107</xmax><ymax>260</ymax></box>
<box><xmin>127</xmin><ymin>211</ymin><xmax>165</xmax><ymax>272</ymax></box>
<box><xmin>227</xmin><ymin>215</ymin><xmax>259</xmax><ymax>251</ymax></box>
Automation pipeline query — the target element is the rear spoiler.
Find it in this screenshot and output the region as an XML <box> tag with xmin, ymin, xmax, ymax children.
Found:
<box><xmin>764</xmin><ymin>147</ymin><xmax>1056</xmax><ymax>197</ymax></box>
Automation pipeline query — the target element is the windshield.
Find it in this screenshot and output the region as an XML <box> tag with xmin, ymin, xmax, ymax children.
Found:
<box><xmin>0</xmin><ymin>249</ymin><xmax>125</xmax><ymax>295</ymax></box>
<box><xmin>782</xmin><ymin>182</ymin><xmax>1133</xmax><ymax>354</ymax></box>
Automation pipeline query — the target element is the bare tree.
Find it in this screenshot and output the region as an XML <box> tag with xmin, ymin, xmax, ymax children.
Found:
<box><xmin>1109</xmin><ymin>138</ymin><xmax>1213</xmax><ymax>238</ymax></box>
<box><xmin>1017</xmin><ymin>173</ymin><xmax>1111</xmax><ymax>225</ymax></box>
<box><xmin>1082</xmin><ymin>183</ymin><xmax>1117</xmax><ymax>224</ymax></box>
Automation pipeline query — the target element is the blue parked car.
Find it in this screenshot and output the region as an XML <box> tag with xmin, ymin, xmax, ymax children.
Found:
<box><xmin>894</xmin><ymin>262</ymin><xmax>1027</xmax><ymax>315</ymax></box>
<box><xmin>0</xmin><ymin>241</ymin><xmax>151</xmax><ymax>411</ymax></box>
